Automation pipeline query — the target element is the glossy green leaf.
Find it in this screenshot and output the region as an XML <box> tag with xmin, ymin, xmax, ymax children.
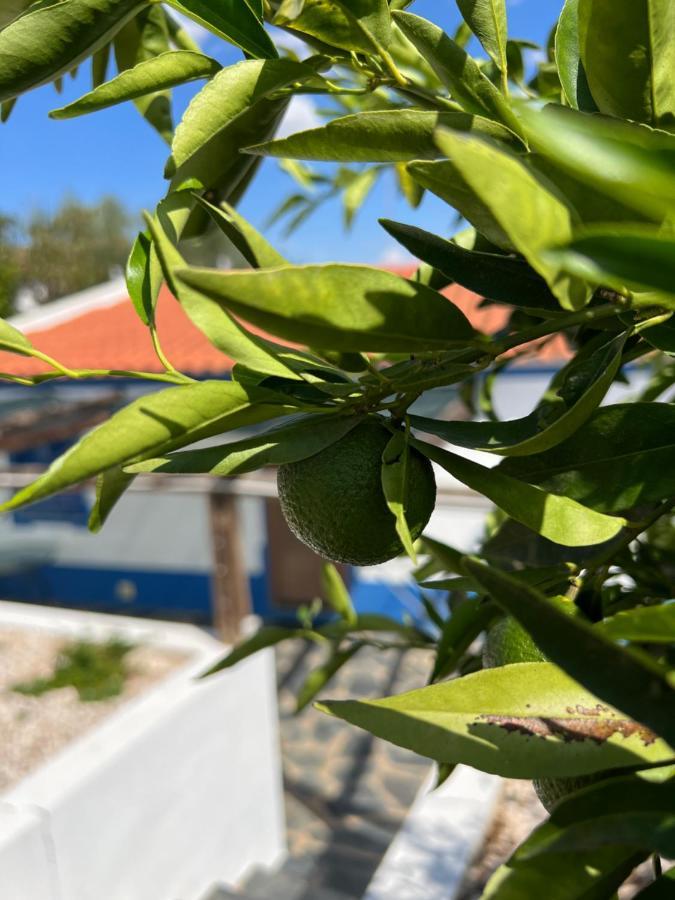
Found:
<box><xmin>431</xmin><ymin>129</ymin><xmax>591</xmax><ymax>310</ymax></box>
<box><xmin>380</xmin><ymin>219</ymin><xmax>560</xmax><ymax>313</ymax></box>
<box><xmin>125</xmin><ymin>413</ymin><xmax>360</xmax><ymax>475</ymax></box>
<box><xmin>456</xmin><ymin>0</ymin><xmax>508</xmax><ymax>82</ymax></box>
<box><xmin>463</xmin><ymin>558</ymin><xmax>675</xmax><ymax>748</ymax></box>
<box><xmin>642</xmin><ymin>317</ymin><xmax>675</xmax><ymax>355</ymax></box>
<box><xmin>393</xmin><ymin>11</ymin><xmax>521</xmax><ymax>137</ymax></box>
<box><xmin>411</xmin><ymin>333</ymin><xmax>626</xmax><ymax>457</ymax></box>
<box><xmin>0</xmin><ymin>318</ymin><xmax>36</xmax><ymax>355</ymax></box>
<box><xmin>50</xmin><ymin>50</ymin><xmax>220</xmax><ymax>119</ymax></box>
<box><xmin>543</xmin><ymin>226</ymin><xmax>675</xmax><ymax>302</ymax></box>
<box><xmin>247</xmin><ymin>109</ymin><xmax>520</xmax><ymax>162</ymax></box>
<box><xmin>554</xmin><ymin>0</ymin><xmax>597</xmax><ymax>111</ymax></box>
<box><xmin>174</xmin><ymin>264</ymin><xmax>476</xmax><ymax>352</ymax></box>
<box><xmin>519</xmin><ymin>104</ymin><xmax>675</xmax><ymax>222</ymax></box>
<box><xmin>145</xmin><ymin>200</ymin><xmax>300</xmax><ymax>379</ymax></box>
<box><xmin>484</xmin><ymin>845</ymin><xmax>645</xmax><ymax>900</ymax></box>
<box><xmin>0</xmin><ymin>382</ymin><xmax>296</xmax><ymax>513</ymax></box>
<box><xmin>88</xmin><ymin>467</ymin><xmax>135</xmax><ymax>533</ymax></box>
<box><xmin>407</xmin><ymin>158</ymin><xmax>511</xmax><ymax>250</ymax></box>
<box><xmin>165</xmin><ymin>0</ymin><xmax>277</xmax><ymax>59</ymax></box>
<box><xmin>113</xmin><ymin>7</ymin><xmax>174</xmax><ymax>143</ymax></box>
<box><xmin>420</xmin><ymin>535</ymin><xmax>466</xmax><ymax>576</ymax></box>
<box><xmin>274</xmin><ymin>0</ymin><xmax>392</xmax><ymax>55</ymax></box>
<box><xmin>319</xmin><ymin>661</ymin><xmax>674</xmax><ymax>777</ymax></box>
<box><xmin>517</xmin><ymin>776</ymin><xmax>675</xmax><ymax>859</ymax></box>
<box><xmin>578</xmin><ymin>0</ymin><xmax>675</xmax><ymax>128</ymax></box>
<box><xmin>0</xmin><ymin>0</ymin><xmax>147</xmax><ymax>103</ymax></box>
<box><xmin>501</xmin><ymin>403</ymin><xmax>675</xmax><ymax>514</ymax></box>
<box><xmin>296</xmin><ymin>642</ymin><xmax>363</xmax><ymax>711</ymax></box>
<box><xmin>381</xmin><ymin>430</ymin><xmax>417</xmax><ymax>562</ymax></box>
<box><xmin>194</xmin><ymin>196</ymin><xmax>287</xmax><ymax>269</ymax></box>
<box><xmin>322</xmin><ymin>563</ymin><xmax>357</xmax><ymax>625</ymax></box>
<box><xmin>125</xmin><ymin>230</ymin><xmax>162</xmax><ymax>327</ymax></box>
<box><xmin>596</xmin><ymin>605</ymin><xmax>675</xmax><ymax>644</ymax></box>
<box><xmin>411</xmin><ymin>438</ymin><xmax>625</xmax><ymax>546</ymax></box>
<box><xmin>166</xmin><ymin>58</ymin><xmax>317</xmax><ymax>191</ymax></box>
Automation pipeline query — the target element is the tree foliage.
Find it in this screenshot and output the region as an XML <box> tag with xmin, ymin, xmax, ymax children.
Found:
<box><xmin>1</xmin><ymin>1</ymin><xmax>674</xmax><ymax>894</ymax></box>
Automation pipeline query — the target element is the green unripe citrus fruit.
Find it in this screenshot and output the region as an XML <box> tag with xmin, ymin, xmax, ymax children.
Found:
<box><xmin>277</xmin><ymin>420</ymin><xmax>436</xmax><ymax>566</ymax></box>
<box><xmin>482</xmin><ymin>597</ymin><xmax>604</xmax><ymax>812</ymax></box>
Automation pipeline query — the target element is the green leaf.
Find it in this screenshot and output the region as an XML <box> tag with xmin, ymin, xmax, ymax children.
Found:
<box><xmin>596</xmin><ymin>604</ymin><xmax>675</xmax><ymax>645</ymax></box>
<box><xmin>166</xmin><ymin>58</ymin><xmax>317</xmax><ymax>191</ymax></box>
<box><xmin>88</xmin><ymin>467</ymin><xmax>135</xmax><ymax>533</ymax></box>
<box><xmin>555</xmin><ymin>0</ymin><xmax>597</xmax><ymax>111</ymax></box>
<box><xmin>0</xmin><ymin>0</ymin><xmax>32</xmax><ymax>30</ymax></box>
<box><xmin>321</xmin><ymin>563</ymin><xmax>357</xmax><ymax>625</ymax></box>
<box><xmin>0</xmin><ymin>382</ymin><xmax>296</xmax><ymax>513</ymax></box>
<box><xmin>145</xmin><ymin>199</ymin><xmax>300</xmax><ymax>379</ymax></box>
<box><xmin>411</xmin><ymin>438</ymin><xmax>625</xmax><ymax>547</ymax></box>
<box><xmin>202</xmin><ymin>626</ymin><xmax>305</xmax><ymax>677</ymax></box>
<box><xmin>410</xmin><ymin>333</ymin><xmax>626</xmax><ymax>457</ymax></box>
<box><xmin>0</xmin><ymin>0</ymin><xmax>148</xmax><ymax>103</ymax></box>
<box><xmin>543</xmin><ymin>226</ymin><xmax>675</xmax><ymax>302</ymax></box>
<box><xmin>578</xmin><ymin>0</ymin><xmax>675</xmax><ymax>128</ymax></box>
<box><xmin>463</xmin><ymin>558</ymin><xmax>675</xmax><ymax>748</ymax></box>
<box><xmin>297</xmin><ymin>641</ymin><xmax>363</xmax><ymax>711</ymax></box>
<box><xmin>431</xmin><ymin>129</ymin><xmax>591</xmax><ymax>310</ymax></box>
<box><xmin>194</xmin><ymin>196</ymin><xmax>288</xmax><ymax>269</ymax></box>
<box><xmin>519</xmin><ymin>104</ymin><xmax>675</xmax><ymax>223</ymax></box>
<box><xmin>456</xmin><ymin>0</ymin><xmax>508</xmax><ymax>84</ymax></box>
<box><xmin>517</xmin><ymin>776</ymin><xmax>675</xmax><ymax>860</ymax></box>
<box><xmin>165</xmin><ymin>0</ymin><xmax>277</xmax><ymax>59</ymax></box>
<box><xmin>50</xmin><ymin>50</ymin><xmax>220</xmax><ymax>119</ymax></box>
<box><xmin>500</xmin><ymin>403</ymin><xmax>675</xmax><ymax>514</ymax></box>
<box><xmin>393</xmin><ymin>10</ymin><xmax>522</xmax><ymax>137</ymax></box>
<box><xmin>274</xmin><ymin>0</ymin><xmax>392</xmax><ymax>55</ymax></box>
<box><xmin>642</xmin><ymin>317</ymin><xmax>675</xmax><ymax>355</ymax></box>
<box><xmin>381</xmin><ymin>430</ymin><xmax>417</xmax><ymax>563</ymax></box>
<box><xmin>174</xmin><ymin>263</ymin><xmax>476</xmax><ymax>352</ymax></box>
<box><xmin>407</xmin><ymin>158</ymin><xmax>511</xmax><ymax>250</ymax></box>
<box><xmin>125</xmin><ymin>230</ymin><xmax>162</xmax><ymax>327</ymax></box>
<box><xmin>484</xmin><ymin>845</ymin><xmax>645</xmax><ymax>900</ymax></box>
<box><xmin>0</xmin><ymin>317</ymin><xmax>36</xmax><ymax>355</ymax></box>
<box><xmin>343</xmin><ymin>167</ymin><xmax>379</xmax><ymax>228</ymax></box>
<box><xmin>419</xmin><ymin>535</ymin><xmax>466</xmax><ymax>576</ymax></box>
<box><xmin>125</xmin><ymin>413</ymin><xmax>360</xmax><ymax>475</ymax></box>
<box><xmin>318</xmin><ymin>661</ymin><xmax>674</xmax><ymax>777</ymax></box>
<box><xmin>431</xmin><ymin>597</ymin><xmax>497</xmax><ymax>681</ymax></box>
<box><xmin>113</xmin><ymin>7</ymin><xmax>174</xmax><ymax>144</ymax></box>
<box><xmin>246</xmin><ymin>109</ymin><xmax>521</xmax><ymax>162</ymax></box>
<box><xmin>379</xmin><ymin>219</ymin><xmax>560</xmax><ymax>314</ymax></box>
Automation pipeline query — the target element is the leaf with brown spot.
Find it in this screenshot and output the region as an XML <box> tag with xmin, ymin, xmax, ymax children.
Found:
<box><xmin>318</xmin><ymin>662</ymin><xmax>674</xmax><ymax>779</ymax></box>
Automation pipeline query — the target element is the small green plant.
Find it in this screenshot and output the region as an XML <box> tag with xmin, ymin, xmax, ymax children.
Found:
<box><xmin>13</xmin><ymin>638</ymin><xmax>133</xmax><ymax>702</ymax></box>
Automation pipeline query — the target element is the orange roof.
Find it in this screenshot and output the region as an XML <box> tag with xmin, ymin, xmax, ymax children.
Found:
<box><xmin>0</xmin><ymin>274</ymin><xmax>568</xmax><ymax>378</ymax></box>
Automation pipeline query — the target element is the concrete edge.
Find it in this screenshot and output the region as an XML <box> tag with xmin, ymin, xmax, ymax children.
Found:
<box><xmin>364</xmin><ymin>764</ymin><xmax>502</xmax><ymax>900</ymax></box>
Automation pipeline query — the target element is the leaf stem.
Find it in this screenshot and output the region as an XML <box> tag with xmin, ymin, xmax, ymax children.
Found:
<box><xmin>494</xmin><ymin>303</ymin><xmax>620</xmax><ymax>355</ymax></box>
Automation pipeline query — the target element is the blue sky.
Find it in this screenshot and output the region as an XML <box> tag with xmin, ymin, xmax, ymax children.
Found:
<box><xmin>0</xmin><ymin>0</ymin><xmax>561</xmax><ymax>264</ymax></box>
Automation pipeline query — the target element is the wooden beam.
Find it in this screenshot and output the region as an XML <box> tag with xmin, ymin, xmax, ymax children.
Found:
<box><xmin>208</xmin><ymin>491</ymin><xmax>252</xmax><ymax>643</ymax></box>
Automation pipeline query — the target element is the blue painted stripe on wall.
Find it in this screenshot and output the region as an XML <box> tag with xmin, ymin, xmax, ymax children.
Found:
<box><xmin>0</xmin><ymin>564</ymin><xmax>214</xmax><ymax>623</ymax></box>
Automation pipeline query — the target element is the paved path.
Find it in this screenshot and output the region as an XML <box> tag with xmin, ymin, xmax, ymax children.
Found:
<box><xmin>213</xmin><ymin>639</ymin><xmax>434</xmax><ymax>900</ymax></box>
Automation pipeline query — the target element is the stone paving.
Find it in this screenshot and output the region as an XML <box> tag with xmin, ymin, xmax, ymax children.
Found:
<box><xmin>220</xmin><ymin>638</ymin><xmax>435</xmax><ymax>899</ymax></box>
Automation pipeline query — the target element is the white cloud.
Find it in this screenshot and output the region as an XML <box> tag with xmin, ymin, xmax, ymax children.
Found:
<box><xmin>276</xmin><ymin>95</ymin><xmax>321</xmax><ymax>137</ymax></box>
<box><xmin>377</xmin><ymin>244</ymin><xmax>415</xmax><ymax>268</ymax></box>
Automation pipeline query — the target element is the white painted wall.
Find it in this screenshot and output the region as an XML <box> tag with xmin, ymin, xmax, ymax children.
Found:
<box><xmin>0</xmin><ymin>603</ymin><xmax>286</xmax><ymax>900</ymax></box>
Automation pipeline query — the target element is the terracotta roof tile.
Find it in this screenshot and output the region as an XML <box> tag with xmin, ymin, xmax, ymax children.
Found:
<box><xmin>0</xmin><ymin>273</ymin><xmax>569</xmax><ymax>378</ymax></box>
